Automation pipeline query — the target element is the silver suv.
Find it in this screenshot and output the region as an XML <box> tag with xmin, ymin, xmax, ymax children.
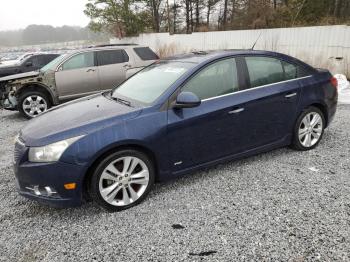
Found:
<box><xmin>0</xmin><ymin>44</ymin><xmax>158</xmax><ymax>118</ymax></box>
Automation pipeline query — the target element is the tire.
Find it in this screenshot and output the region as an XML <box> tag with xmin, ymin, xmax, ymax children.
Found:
<box><xmin>18</xmin><ymin>90</ymin><xmax>51</xmax><ymax>119</ymax></box>
<box><xmin>89</xmin><ymin>149</ymin><xmax>155</xmax><ymax>212</ymax></box>
<box><xmin>291</xmin><ymin>106</ymin><xmax>325</xmax><ymax>151</ymax></box>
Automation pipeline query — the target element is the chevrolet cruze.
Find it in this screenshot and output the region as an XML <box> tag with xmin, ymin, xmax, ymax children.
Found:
<box><xmin>14</xmin><ymin>50</ymin><xmax>338</xmax><ymax>211</ymax></box>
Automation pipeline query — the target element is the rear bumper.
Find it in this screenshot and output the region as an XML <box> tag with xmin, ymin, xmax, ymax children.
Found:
<box><xmin>14</xmin><ymin>160</ymin><xmax>86</xmax><ymax>208</ymax></box>
<box><xmin>326</xmin><ymin>91</ymin><xmax>338</xmax><ymax>127</ymax></box>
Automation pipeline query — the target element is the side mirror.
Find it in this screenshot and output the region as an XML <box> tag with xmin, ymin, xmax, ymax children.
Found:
<box><xmin>173</xmin><ymin>91</ymin><xmax>201</xmax><ymax>109</ymax></box>
<box><xmin>25</xmin><ymin>61</ymin><xmax>33</xmax><ymax>67</ymax></box>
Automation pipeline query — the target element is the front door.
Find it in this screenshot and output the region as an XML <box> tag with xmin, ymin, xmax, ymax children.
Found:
<box><xmin>167</xmin><ymin>58</ymin><xmax>245</xmax><ymax>172</ymax></box>
<box><xmin>55</xmin><ymin>51</ymin><xmax>100</xmax><ymax>100</ymax></box>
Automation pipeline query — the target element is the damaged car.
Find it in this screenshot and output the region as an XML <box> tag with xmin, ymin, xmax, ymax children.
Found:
<box><xmin>0</xmin><ymin>44</ymin><xmax>158</xmax><ymax>118</ymax></box>
<box><xmin>0</xmin><ymin>53</ymin><xmax>59</xmax><ymax>78</ymax></box>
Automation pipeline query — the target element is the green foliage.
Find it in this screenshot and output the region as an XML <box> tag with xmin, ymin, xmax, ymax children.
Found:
<box><xmin>84</xmin><ymin>0</ymin><xmax>148</xmax><ymax>37</ymax></box>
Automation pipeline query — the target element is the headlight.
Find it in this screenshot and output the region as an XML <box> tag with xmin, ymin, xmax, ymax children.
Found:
<box><xmin>28</xmin><ymin>135</ymin><xmax>84</xmax><ymax>163</ymax></box>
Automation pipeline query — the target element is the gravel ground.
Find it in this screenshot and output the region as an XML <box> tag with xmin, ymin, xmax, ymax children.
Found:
<box><xmin>0</xmin><ymin>106</ymin><xmax>350</xmax><ymax>262</ymax></box>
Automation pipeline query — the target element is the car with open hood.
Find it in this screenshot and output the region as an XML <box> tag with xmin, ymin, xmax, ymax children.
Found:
<box><xmin>0</xmin><ymin>44</ymin><xmax>158</xmax><ymax>118</ymax></box>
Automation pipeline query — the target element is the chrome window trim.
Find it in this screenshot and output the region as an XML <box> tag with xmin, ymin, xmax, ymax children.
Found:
<box><xmin>201</xmin><ymin>75</ymin><xmax>312</xmax><ymax>102</ymax></box>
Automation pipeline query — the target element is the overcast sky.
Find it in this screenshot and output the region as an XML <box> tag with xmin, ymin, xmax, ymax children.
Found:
<box><xmin>0</xmin><ymin>0</ymin><xmax>90</xmax><ymax>31</ymax></box>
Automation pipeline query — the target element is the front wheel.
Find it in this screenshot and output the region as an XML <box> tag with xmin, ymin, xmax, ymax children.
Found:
<box><xmin>291</xmin><ymin>106</ymin><xmax>325</xmax><ymax>151</ymax></box>
<box><xmin>89</xmin><ymin>150</ymin><xmax>155</xmax><ymax>212</ymax></box>
<box><xmin>18</xmin><ymin>90</ymin><xmax>51</xmax><ymax>119</ymax></box>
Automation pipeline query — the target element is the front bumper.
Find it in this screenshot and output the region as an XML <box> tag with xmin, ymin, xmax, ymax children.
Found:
<box><xmin>14</xmin><ymin>141</ymin><xmax>86</xmax><ymax>208</ymax></box>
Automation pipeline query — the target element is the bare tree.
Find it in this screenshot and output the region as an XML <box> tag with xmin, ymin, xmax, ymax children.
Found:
<box><xmin>223</xmin><ymin>0</ymin><xmax>229</xmax><ymax>29</ymax></box>
<box><xmin>185</xmin><ymin>0</ymin><xmax>192</xmax><ymax>33</ymax></box>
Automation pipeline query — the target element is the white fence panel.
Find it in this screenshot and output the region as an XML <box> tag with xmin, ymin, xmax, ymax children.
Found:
<box><xmin>111</xmin><ymin>25</ymin><xmax>350</xmax><ymax>76</ymax></box>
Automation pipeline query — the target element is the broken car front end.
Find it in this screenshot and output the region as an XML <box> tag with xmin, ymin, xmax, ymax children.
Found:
<box><xmin>0</xmin><ymin>81</ymin><xmax>18</xmax><ymax>110</ymax></box>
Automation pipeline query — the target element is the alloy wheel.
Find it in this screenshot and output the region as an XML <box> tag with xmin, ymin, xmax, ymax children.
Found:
<box><xmin>22</xmin><ymin>95</ymin><xmax>48</xmax><ymax>117</ymax></box>
<box><xmin>98</xmin><ymin>156</ymin><xmax>150</xmax><ymax>206</ymax></box>
<box><xmin>298</xmin><ymin>112</ymin><xmax>323</xmax><ymax>148</ymax></box>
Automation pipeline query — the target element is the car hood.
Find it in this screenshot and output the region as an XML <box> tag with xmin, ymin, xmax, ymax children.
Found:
<box><xmin>21</xmin><ymin>93</ymin><xmax>142</xmax><ymax>147</ymax></box>
<box><xmin>0</xmin><ymin>71</ymin><xmax>39</xmax><ymax>82</ymax></box>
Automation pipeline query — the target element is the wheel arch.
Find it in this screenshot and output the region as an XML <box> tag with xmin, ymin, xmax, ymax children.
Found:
<box><xmin>308</xmin><ymin>102</ymin><xmax>329</xmax><ymax>127</ymax></box>
<box><xmin>16</xmin><ymin>83</ymin><xmax>57</xmax><ymax>106</ymax></box>
<box><xmin>82</xmin><ymin>143</ymin><xmax>159</xmax><ymax>201</ymax></box>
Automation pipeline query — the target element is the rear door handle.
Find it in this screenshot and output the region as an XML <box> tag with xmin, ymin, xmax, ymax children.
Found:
<box><xmin>123</xmin><ymin>64</ymin><xmax>132</xmax><ymax>68</ymax></box>
<box><xmin>285</xmin><ymin>92</ymin><xmax>297</xmax><ymax>98</ymax></box>
<box><xmin>86</xmin><ymin>68</ymin><xmax>96</xmax><ymax>72</ymax></box>
<box><xmin>228</xmin><ymin>107</ymin><xmax>244</xmax><ymax>114</ymax></box>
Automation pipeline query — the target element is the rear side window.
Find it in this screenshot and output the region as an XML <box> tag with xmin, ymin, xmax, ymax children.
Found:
<box><xmin>282</xmin><ymin>61</ymin><xmax>310</xmax><ymax>80</ymax></box>
<box><xmin>182</xmin><ymin>58</ymin><xmax>239</xmax><ymax>100</ymax></box>
<box><xmin>133</xmin><ymin>47</ymin><xmax>159</xmax><ymax>61</ymax></box>
<box><xmin>97</xmin><ymin>50</ymin><xmax>129</xmax><ymax>66</ymax></box>
<box><xmin>62</xmin><ymin>52</ymin><xmax>95</xmax><ymax>71</ymax></box>
<box><xmin>245</xmin><ymin>56</ymin><xmax>284</xmax><ymax>88</ymax></box>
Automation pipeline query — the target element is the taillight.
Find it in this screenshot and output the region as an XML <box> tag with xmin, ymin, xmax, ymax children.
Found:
<box><xmin>330</xmin><ymin>77</ymin><xmax>338</xmax><ymax>89</ymax></box>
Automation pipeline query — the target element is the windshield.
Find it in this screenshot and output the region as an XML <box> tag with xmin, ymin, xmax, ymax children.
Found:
<box><xmin>40</xmin><ymin>54</ymin><xmax>69</xmax><ymax>72</ymax></box>
<box><xmin>112</xmin><ymin>61</ymin><xmax>195</xmax><ymax>104</ymax></box>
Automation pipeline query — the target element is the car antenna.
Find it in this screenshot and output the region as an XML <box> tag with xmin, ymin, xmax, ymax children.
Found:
<box><xmin>251</xmin><ymin>31</ymin><xmax>263</xmax><ymax>50</ymax></box>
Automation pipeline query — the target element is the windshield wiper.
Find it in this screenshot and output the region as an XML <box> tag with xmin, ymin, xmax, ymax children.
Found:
<box><xmin>111</xmin><ymin>96</ymin><xmax>131</xmax><ymax>107</ymax></box>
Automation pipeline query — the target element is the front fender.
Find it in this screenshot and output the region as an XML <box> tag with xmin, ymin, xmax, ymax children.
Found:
<box><xmin>16</xmin><ymin>82</ymin><xmax>58</xmax><ymax>105</ymax></box>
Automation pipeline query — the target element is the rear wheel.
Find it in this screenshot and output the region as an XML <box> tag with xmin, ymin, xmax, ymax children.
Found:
<box><xmin>291</xmin><ymin>106</ymin><xmax>325</xmax><ymax>151</ymax></box>
<box><xmin>18</xmin><ymin>90</ymin><xmax>51</xmax><ymax>119</ymax></box>
<box><xmin>89</xmin><ymin>150</ymin><xmax>155</xmax><ymax>212</ymax></box>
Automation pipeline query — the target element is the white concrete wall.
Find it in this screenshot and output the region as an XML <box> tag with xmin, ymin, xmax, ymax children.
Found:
<box><xmin>111</xmin><ymin>25</ymin><xmax>350</xmax><ymax>77</ymax></box>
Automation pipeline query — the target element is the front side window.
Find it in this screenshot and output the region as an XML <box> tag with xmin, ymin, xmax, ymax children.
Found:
<box><xmin>24</xmin><ymin>56</ymin><xmax>40</xmax><ymax>67</ymax></box>
<box><xmin>62</xmin><ymin>52</ymin><xmax>94</xmax><ymax>71</ymax></box>
<box><xmin>246</xmin><ymin>56</ymin><xmax>284</xmax><ymax>88</ymax></box>
<box><xmin>97</xmin><ymin>50</ymin><xmax>129</xmax><ymax>66</ymax></box>
<box><xmin>182</xmin><ymin>58</ymin><xmax>239</xmax><ymax>100</ymax></box>
<box><xmin>112</xmin><ymin>61</ymin><xmax>194</xmax><ymax>104</ymax></box>
<box><xmin>35</xmin><ymin>55</ymin><xmax>49</xmax><ymax>67</ymax></box>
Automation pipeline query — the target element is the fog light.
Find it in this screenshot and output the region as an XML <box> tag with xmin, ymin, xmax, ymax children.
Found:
<box><xmin>25</xmin><ymin>185</ymin><xmax>57</xmax><ymax>197</ymax></box>
<box><xmin>64</xmin><ymin>183</ymin><xmax>76</xmax><ymax>190</ymax></box>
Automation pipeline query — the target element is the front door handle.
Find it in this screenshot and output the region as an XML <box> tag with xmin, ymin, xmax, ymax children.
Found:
<box><xmin>123</xmin><ymin>64</ymin><xmax>132</xmax><ymax>68</ymax></box>
<box><xmin>285</xmin><ymin>92</ymin><xmax>297</xmax><ymax>98</ymax></box>
<box><xmin>228</xmin><ymin>107</ymin><xmax>244</xmax><ymax>114</ymax></box>
<box><xmin>86</xmin><ymin>68</ymin><xmax>96</xmax><ymax>72</ymax></box>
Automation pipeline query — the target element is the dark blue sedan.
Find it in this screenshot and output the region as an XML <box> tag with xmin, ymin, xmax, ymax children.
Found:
<box><xmin>14</xmin><ymin>50</ymin><xmax>338</xmax><ymax>211</ymax></box>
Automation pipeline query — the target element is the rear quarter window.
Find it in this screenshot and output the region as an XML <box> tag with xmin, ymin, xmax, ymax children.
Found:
<box><xmin>133</xmin><ymin>47</ymin><xmax>159</xmax><ymax>61</ymax></box>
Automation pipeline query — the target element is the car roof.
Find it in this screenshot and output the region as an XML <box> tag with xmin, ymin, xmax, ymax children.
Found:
<box><xmin>64</xmin><ymin>44</ymin><xmax>149</xmax><ymax>54</ymax></box>
<box><xmin>163</xmin><ymin>49</ymin><xmax>289</xmax><ymax>64</ymax></box>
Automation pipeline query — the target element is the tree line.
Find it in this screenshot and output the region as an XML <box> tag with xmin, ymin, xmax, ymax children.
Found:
<box><xmin>84</xmin><ymin>0</ymin><xmax>350</xmax><ymax>37</ymax></box>
<box><xmin>0</xmin><ymin>25</ymin><xmax>108</xmax><ymax>46</ymax></box>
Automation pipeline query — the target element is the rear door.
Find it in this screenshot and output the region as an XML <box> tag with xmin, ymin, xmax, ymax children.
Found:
<box><xmin>55</xmin><ymin>51</ymin><xmax>100</xmax><ymax>100</ymax></box>
<box><xmin>96</xmin><ymin>49</ymin><xmax>130</xmax><ymax>91</ymax></box>
<box><xmin>235</xmin><ymin>55</ymin><xmax>303</xmax><ymax>149</ymax></box>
